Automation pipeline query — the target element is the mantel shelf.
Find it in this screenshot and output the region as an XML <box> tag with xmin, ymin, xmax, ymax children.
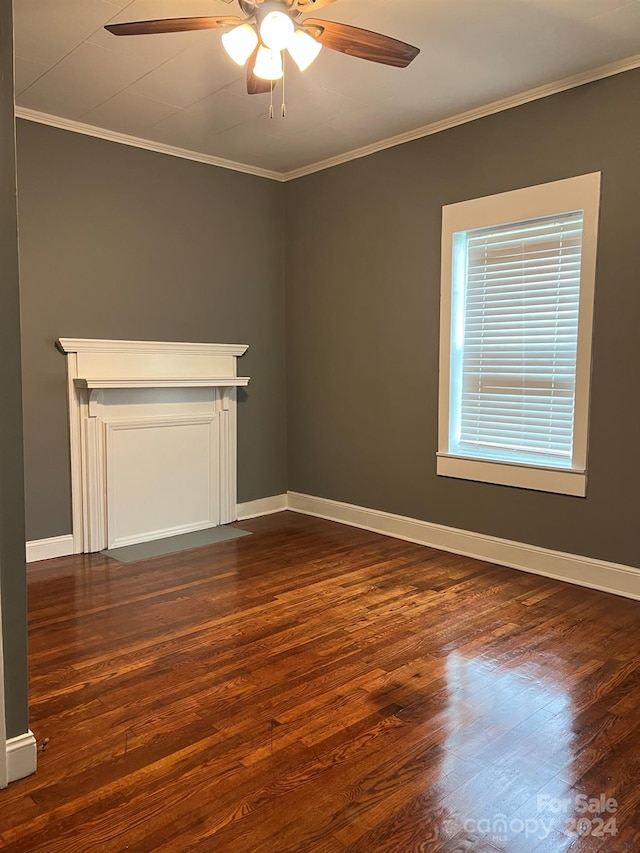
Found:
<box><xmin>74</xmin><ymin>377</ymin><xmax>250</xmax><ymax>390</ymax></box>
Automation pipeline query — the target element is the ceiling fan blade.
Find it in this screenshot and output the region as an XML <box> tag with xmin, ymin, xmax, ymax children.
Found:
<box><xmin>297</xmin><ymin>0</ymin><xmax>338</xmax><ymax>11</ymax></box>
<box><xmin>301</xmin><ymin>19</ymin><xmax>419</xmax><ymax>67</ymax></box>
<box><xmin>247</xmin><ymin>47</ymin><xmax>272</xmax><ymax>95</ymax></box>
<box><xmin>105</xmin><ymin>16</ymin><xmax>242</xmax><ymax>36</ymax></box>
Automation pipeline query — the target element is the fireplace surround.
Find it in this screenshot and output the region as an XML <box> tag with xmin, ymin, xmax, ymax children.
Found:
<box><xmin>57</xmin><ymin>339</ymin><xmax>249</xmax><ymax>553</ymax></box>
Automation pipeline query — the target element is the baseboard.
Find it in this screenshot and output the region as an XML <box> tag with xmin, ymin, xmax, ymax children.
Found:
<box><xmin>26</xmin><ymin>534</ymin><xmax>75</xmax><ymax>563</ymax></box>
<box><xmin>6</xmin><ymin>730</ymin><xmax>37</xmax><ymax>784</ymax></box>
<box><xmin>25</xmin><ymin>494</ymin><xmax>640</xmax><ymax>600</ymax></box>
<box><xmin>24</xmin><ymin>502</ymin><xmax>291</xmax><ymax>559</ymax></box>
<box><xmin>108</xmin><ymin>520</ymin><xmax>218</xmax><ymax>550</ymax></box>
<box><xmin>236</xmin><ymin>494</ymin><xmax>288</xmax><ymax>520</ymax></box>
<box><xmin>287</xmin><ymin>491</ymin><xmax>640</xmax><ymax>602</ymax></box>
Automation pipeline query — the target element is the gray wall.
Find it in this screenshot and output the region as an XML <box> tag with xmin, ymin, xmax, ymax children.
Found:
<box><xmin>16</xmin><ymin>121</ymin><xmax>287</xmax><ymax>541</ymax></box>
<box><xmin>1</xmin><ymin>1</ymin><xmax>29</xmax><ymax>738</ymax></box>
<box><xmin>16</xmin><ymin>68</ymin><xmax>640</xmax><ymax>570</ymax></box>
<box><xmin>285</xmin><ymin>68</ymin><xmax>640</xmax><ymax>569</ymax></box>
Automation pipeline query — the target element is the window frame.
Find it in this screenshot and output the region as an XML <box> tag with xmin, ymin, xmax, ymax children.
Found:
<box><xmin>437</xmin><ymin>173</ymin><xmax>601</xmax><ymax>497</ymax></box>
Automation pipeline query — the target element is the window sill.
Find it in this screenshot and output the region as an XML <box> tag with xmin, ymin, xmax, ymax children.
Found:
<box><xmin>436</xmin><ymin>453</ymin><xmax>586</xmax><ymax>497</ymax></box>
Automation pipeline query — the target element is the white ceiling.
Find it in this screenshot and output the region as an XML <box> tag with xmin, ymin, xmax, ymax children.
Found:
<box><xmin>13</xmin><ymin>0</ymin><xmax>640</xmax><ymax>177</ymax></box>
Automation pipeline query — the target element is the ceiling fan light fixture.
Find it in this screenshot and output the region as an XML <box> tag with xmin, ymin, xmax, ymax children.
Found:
<box><xmin>259</xmin><ymin>11</ymin><xmax>295</xmax><ymax>52</ymax></box>
<box><xmin>221</xmin><ymin>23</ymin><xmax>258</xmax><ymax>65</ymax></box>
<box><xmin>253</xmin><ymin>45</ymin><xmax>284</xmax><ymax>81</ymax></box>
<box><xmin>287</xmin><ymin>29</ymin><xmax>322</xmax><ymax>72</ymax></box>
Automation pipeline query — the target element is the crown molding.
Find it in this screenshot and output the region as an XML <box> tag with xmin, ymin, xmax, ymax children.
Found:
<box><xmin>281</xmin><ymin>53</ymin><xmax>640</xmax><ymax>181</ymax></box>
<box><xmin>15</xmin><ymin>53</ymin><xmax>640</xmax><ymax>183</ymax></box>
<box><xmin>14</xmin><ymin>107</ymin><xmax>285</xmax><ymax>182</ymax></box>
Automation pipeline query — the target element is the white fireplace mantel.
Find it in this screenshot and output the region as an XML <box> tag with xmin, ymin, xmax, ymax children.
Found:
<box><xmin>58</xmin><ymin>339</ymin><xmax>250</xmax><ymax>554</ymax></box>
<box><xmin>57</xmin><ymin>337</ymin><xmax>249</xmax><ymax>382</ymax></box>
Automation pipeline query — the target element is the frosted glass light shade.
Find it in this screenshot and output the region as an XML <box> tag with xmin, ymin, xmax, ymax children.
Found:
<box><xmin>259</xmin><ymin>11</ymin><xmax>295</xmax><ymax>51</ymax></box>
<box><xmin>222</xmin><ymin>24</ymin><xmax>258</xmax><ymax>66</ymax></box>
<box><xmin>287</xmin><ymin>29</ymin><xmax>322</xmax><ymax>71</ymax></box>
<box><xmin>253</xmin><ymin>45</ymin><xmax>283</xmax><ymax>80</ymax></box>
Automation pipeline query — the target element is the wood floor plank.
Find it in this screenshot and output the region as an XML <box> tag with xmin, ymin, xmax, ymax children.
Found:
<box><xmin>2</xmin><ymin>511</ymin><xmax>640</xmax><ymax>851</ymax></box>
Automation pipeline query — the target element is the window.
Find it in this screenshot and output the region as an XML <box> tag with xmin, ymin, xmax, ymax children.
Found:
<box><xmin>438</xmin><ymin>173</ymin><xmax>601</xmax><ymax>496</ymax></box>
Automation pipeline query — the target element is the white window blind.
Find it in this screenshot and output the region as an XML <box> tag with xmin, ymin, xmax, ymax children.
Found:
<box><xmin>450</xmin><ymin>211</ymin><xmax>584</xmax><ymax>469</ymax></box>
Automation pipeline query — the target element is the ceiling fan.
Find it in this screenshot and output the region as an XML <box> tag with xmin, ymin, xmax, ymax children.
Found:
<box><xmin>105</xmin><ymin>0</ymin><xmax>420</xmax><ymax>96</ymax></box>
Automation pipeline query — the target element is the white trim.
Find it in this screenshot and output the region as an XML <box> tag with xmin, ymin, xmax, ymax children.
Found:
<box><xmin>6</xmin><ymin>731</ymin><xmax>37</xmax><ymax>784</ymax></box>
<box><xmin>236</xmin><ymin>494</ymin><xmax>288</xmax><ymax>520</ymax></box>
<box><xmin>57</xmin><ymin>339</ymin><xmax>248</xmax><ymax>357</ymax></box>
<box><xmin>58</xmin><ymin>339</ymin><xmax>247</xmax><ymax>553</ymax></box>
<box><xmin>104</xmin><ymin>414</ymin><xmax>221</xmax><ymax>549</ymax></box>
<box><xmin>75</xmin><ymin>377</ymin><xmax>249</xmax><ymax>389</ymax></box>
<box><xmin>65</xmin><ymin>350</ymin><xmax>84</xmax><ymax>554</ymax></box>
<box><xmin>287</xmin><ymin>492</ymin><xmax>640</xmax><ymax>601</ymax></box>
<box><xmin>26</xmin><ymin>534</ymin><xmax>75</xmax><ymax>564</ymax></box>
<box><xmin>0</xmin><ymin>587</ymin><xmax>6</xmax><ymax>789</ymax></box>
<box><xmin>107</xmin><ymin>521</ymin><xmax>217</xmax><ymax>550</ymax></box>
<box><xmin>282</xmin><ymin>55</ymin><xmax>640</xmax><ymax>180</ymax></box>
<box><xmin>15</xmin><ymin>55</ymin><xmax>640</xmax><ymax>183</ymax></box>
<box><xmin>22</xmin><ymin>493</ymin><xmax>640</xmax><ymax>600</ymax></box>
<box><xmin>438</xmin><ymin>172</ymin><xmax>600</xmax><ymax>496</ymax></box>
<box><xmin>436</xmin><ymin>455</ymin><xmax>586</xmax><ymax>497</ymax></box>
<box><xmin>23</xmin><ymin>484</ymin><xmax>287</xmax><ymax>556</ymax></box>
<box><xmin>14</xmin><ymin>108</ymin><xmax>284</xmax><ymax>183</ymax></box>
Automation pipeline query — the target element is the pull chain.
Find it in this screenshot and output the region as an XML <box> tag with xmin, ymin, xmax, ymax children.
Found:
<box><xmin>281</xmin><ymin>53</ymin><xmax>286</xmax><ymax>118</ymax></box>
<box><xmin>269</xmin><ymin>79</ymin><xmax>274</xmax><ymax>119</ymax></box>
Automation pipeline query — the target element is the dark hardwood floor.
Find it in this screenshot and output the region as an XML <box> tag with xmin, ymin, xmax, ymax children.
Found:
<box><xmin>3</xmin><ymin>511</ymin><xmax>640</xmax><ymax>852</ymax></box>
